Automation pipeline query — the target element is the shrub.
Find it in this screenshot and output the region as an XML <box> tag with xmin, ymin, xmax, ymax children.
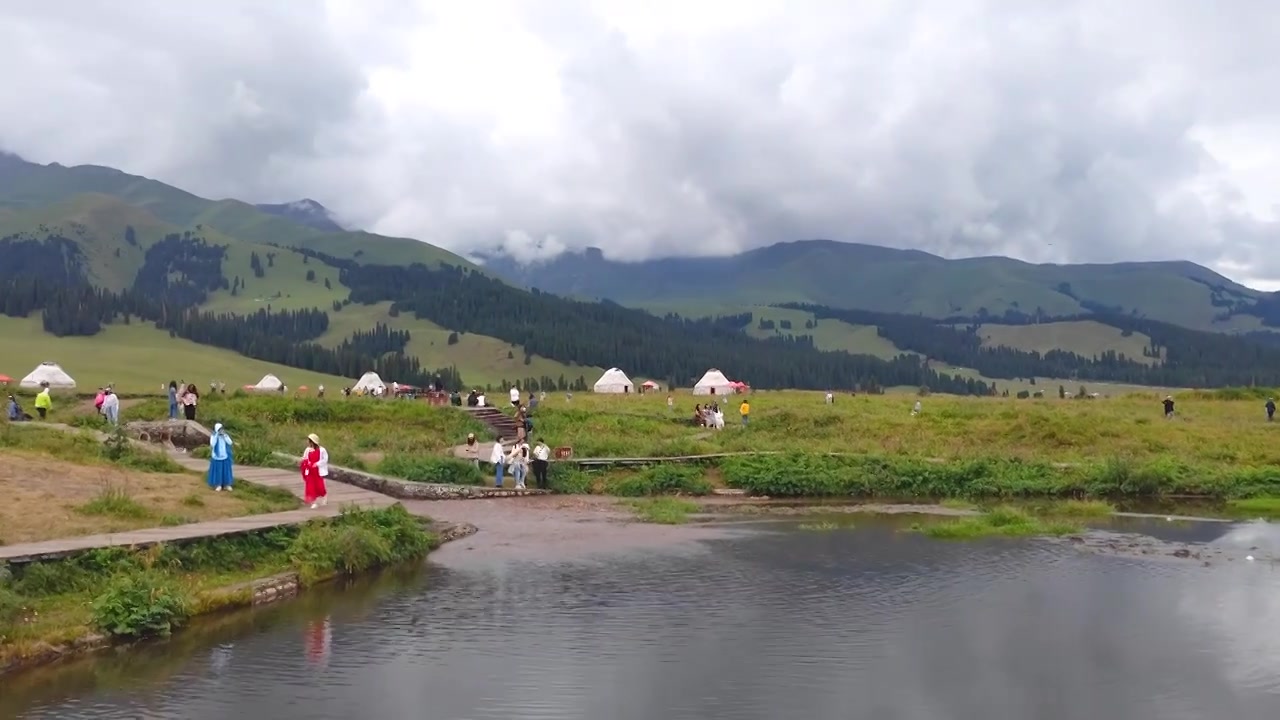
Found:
<box><xmin>609</xmin><ymin>465</ymin><xmax>712</xmax><ymax>496</ymax></box>
<box><xmin>77</xmin><ymin>484</ymin><xmax>153</xmax><ymax>519</ymax></box>
<box><xmin>377</xmin><ymin>455</ymin><xmax>485</xmax><ymax>485</ymax></box>
<box><xmin>288</xmin><ymin>506</ymin><xmax>431</xmax><ymax>583</ymax></box>
<box><xmin>0</xmin><ymin>586</ymin><xmax>25</xmax><ymax>626</ymax></box>
<box><xmin>548</xmin><ymin>465</ymin><xmax>595</xmax><ymax>494</ymax></box>
<box><xmin>92</xmin><ymin>571</ymin><xmax>191</xmax><ymax>638</ymax></box>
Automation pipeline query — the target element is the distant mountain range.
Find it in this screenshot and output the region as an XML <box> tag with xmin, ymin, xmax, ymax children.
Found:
<box><xmin>487</xmin><ymin>241</ymin><xmax>1267</xmax><ymax>332</ymax></box>
<box><xmin>6</xmin><ymin>150</ymin><xmax>1280</xmax><ymax>395</ymax></box>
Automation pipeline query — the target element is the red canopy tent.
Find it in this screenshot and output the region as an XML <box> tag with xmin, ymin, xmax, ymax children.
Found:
<box><xmin>0</xmin><ymin>374</ymin><xmax>12</xmax><ymax>384</ymax></box>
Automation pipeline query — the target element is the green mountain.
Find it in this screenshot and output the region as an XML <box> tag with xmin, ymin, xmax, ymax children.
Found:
<box><xmin>490</xmin><ymin>240</ymin><xmax>1266</xmax><ymax>332</ymax></box>
<box><xmin>0</xmin><ymin>153</ymin><xmax>475</xmax><ymax>271</ymax></box>
<box><xmin>5</xmin><ymin>153</ymin><xmax>1280</xmax><ymax>395</ymax></box>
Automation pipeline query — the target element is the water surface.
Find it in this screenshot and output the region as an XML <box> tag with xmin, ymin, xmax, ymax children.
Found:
<box><xmin>8</xmin><ymin>518</ymin><xmax>1280</xmax><ymax>719</ymax></box>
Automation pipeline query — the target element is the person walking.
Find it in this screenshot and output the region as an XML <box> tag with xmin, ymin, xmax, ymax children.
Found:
<box><xmin>207</xmin><ymin>423</ymin><xmax>235</xmax><ymax>491</ymax></box>
<box><xmin>1163</xmin><ymin>395</ymin><xmax>1175</xmax><ymax>419</ymax></box>
<box><xmin>532</xmin><ymin>438</ymin><xmax>551</xmax><ymax>490</ymax></box>
<box><xmin>33</xmin><ymin>382</ymin><xmax>51</xmax><ymax>420</ymax></box>
<box><xmin>739</xmin><ymin>398</ymin><xmax>750</xmax><ymax>428</ymax></box>
<box><xmin>1267</xmin><ymin>398</ymin><xmax>1275</xmax><ymax>422</ymax></box>
<box><xmin>101</xmin><ymin>387</ymin><xmax>120</xmax><ymax>426</ymax></box>
<box><xmin>490</xmin><ymin>436</ymin><xmax>507</xmax><ymax>488</ymax></box>
<box><xmin>167</xmin><ymin>381</ymin><xmax>179</xmax><ymax>420</ymax></box>
<box><xmin>300</xmin><ymin>433</ymin><xmax>329</xmax><ymax>508</ymax></box>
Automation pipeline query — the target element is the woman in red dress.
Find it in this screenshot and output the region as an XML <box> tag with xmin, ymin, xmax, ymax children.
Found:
<box><xmin>299</xmin><ymin>433</ymin><xmax>328</xmax><ymax>508</ymax></box>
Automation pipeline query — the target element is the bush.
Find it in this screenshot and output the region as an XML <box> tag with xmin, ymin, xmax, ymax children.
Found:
<box><xmin>288</xmin><ymin>506</ymin><xmax>432</xmax><ymax>583</ymax></box>
<box><xmin>0</xmin><ymin>587</ymin><xmax>26</xmax><ymax>626</ymax></box>
<box><xmin>609</xmin><ymin>465</ymin><xmax>712</xmax><ymax>496</ymax></box>
<box><xmin>92</xmin><ymin>571</ymin><xmax>191</xmax><ymax>638</ymax></box>
<box><xmin>548</xmin><ymin>465</ymin><xmax>594</xmax><ymax>494</ymax></box>
<box><xmin>377</xmin><ymin>455</ymin><xmax>485</xmax><ymax>485</ymax></box>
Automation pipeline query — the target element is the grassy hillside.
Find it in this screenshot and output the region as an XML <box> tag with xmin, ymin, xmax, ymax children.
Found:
<box><xmin>0</xmin><ymin>155</ymin><xmax>478</xmax><ymax>271</ymax></box>
<box><xmin>0</xmin><ymin>315</ymin><xmax>350</xmax><ymax>394</ymax></box>
<box><xmin>501</xmin><ymin>239</ymin><xmax>1264</xmax><ymax>331</ymax></box>
<box><xmin>317</xmin><ymin>303</ymin><xmax>602</xmax><ymax>388</ymax></box>
<box><xmin>973</xmin><ymin>320</ymin><xmax>1162</xmax><ymax>365</ymax></box>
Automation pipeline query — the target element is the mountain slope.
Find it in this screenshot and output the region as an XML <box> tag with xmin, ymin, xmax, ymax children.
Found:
<box><xmin>0</xmin><ymin>153</ymin><xmax>475</xmax><ymax>272</ymax></box>
<box><xmin>254</xmin><ymin>199</ymin><xmax>344</xmax><ymax>232</ymax></box>
<box><xmin>492</xmin><ymin>240</ymin><xmax>1264</xmax><ymax>332</ymax></box>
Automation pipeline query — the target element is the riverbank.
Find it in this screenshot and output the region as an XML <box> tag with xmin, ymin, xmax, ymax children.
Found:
<box><xmin>0</xmin><ymin>506</ymin><xmax>473</xmax><ymax>676</ymax></box>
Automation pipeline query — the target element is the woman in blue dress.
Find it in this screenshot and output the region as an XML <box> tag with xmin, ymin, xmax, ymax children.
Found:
<box><xmin>168</xmin><ymin>380</ymin><xmax>179</xmax><ymax>420</ymax></box>
<box><xmin>207</xmin><ymin>423</ymin><xmax>234</xmax><ymax>491</ymax></box>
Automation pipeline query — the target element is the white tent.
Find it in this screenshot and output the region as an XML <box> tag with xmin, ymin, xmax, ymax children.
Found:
<box><xmin>20</xmin><ymin>361</ymin><xmax>76</xmax><ymax>390</ymax></box>
<box><xmin>252</xmin><ymin>374</ymin><xmax>283</xmax><ymax>392</ymax></box>
<box><xmin>593</xmin><ymin>367</ymin><xmax>635</xmax><ymax>394</ymax></box>
<box><xmin>692</xmin><ymin>368</ymin><xmax>734</xmax><ymax>396</ymax></box>
<box><xmin>353</xmin><ymin>371</ymin><xmax>386</xmax><ymax>394</ymax></box>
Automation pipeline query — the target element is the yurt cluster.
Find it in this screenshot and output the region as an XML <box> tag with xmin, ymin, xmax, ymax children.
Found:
<box><xmin>0</xmin><ymin>360</ymin><xmax>749</xmax><ymax>398</ymax></box>
<box><xmin>591</xmin><ymin>367</ymin><xmax>749</xmax><ymax>395</ymax></box>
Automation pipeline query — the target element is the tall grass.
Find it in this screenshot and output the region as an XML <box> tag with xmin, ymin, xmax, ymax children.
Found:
<box><xmin>2</xmin><ymin>506</ymin><xmax>435</xmax><ymax>648</ymax></box>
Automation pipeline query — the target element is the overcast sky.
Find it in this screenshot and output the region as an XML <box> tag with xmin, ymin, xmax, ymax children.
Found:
<box><xmin>1</xmin><ymin>1</ymin><xmax>1278</xmax><ymax>285</ymax></box>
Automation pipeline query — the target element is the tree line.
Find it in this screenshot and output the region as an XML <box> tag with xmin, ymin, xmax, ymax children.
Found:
<box><xmin>1</xmin><ymin>235</ymin><xmax>463</xmax><ymax>390</ymax></box>
<box><xmin>331</xmin><ymin>260</ymin><xmax>993</xmax><ymax>393</ymax></box>
<box><xmin>785</xmin><ymin>303</ymin><xmax>1280</xmax><ymax>387</ymax></box>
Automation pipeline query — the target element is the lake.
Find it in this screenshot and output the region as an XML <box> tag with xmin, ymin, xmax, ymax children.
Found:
<box><xmin>6</xmin><ymin>516</ymin><xmax>1280</xmax><ymax>719</ymax></box>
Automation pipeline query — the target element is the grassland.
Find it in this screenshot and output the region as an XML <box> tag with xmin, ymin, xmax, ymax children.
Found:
<box><xmin>972</xmin><ymin>320</ymin><xmax>1162</xmax><ymax>365</ymax></box>
<box><xmin>638</xmin><ymin>303</ymin><xmax>1184</xmax><ymax>395</ymax></box>
<box><xmin>125</xmin><ymin>394</ymin><xmax>486</xmax><ymax>479</ymax></box>
<box><xmin>313</xmin><ymin>302</ymin><xmax>601</xmax><ymax>388</ymax></box>
<box><xmin>0</xmin><ymin>425</ymin><xmax>298</xmax><ymax>545</ymax></box>
<box><xmin>0</xmin><ymin>315</ymin><xmax>351</xmax><ymax>395</ymax></box>
<box><xmin>99</xmin><ymin>387</ymin><xmax>1280</xmax><ymax>502</ymax></box>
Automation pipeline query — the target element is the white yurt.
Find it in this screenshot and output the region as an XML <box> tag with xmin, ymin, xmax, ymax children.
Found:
<box><xmin>353</xmin><ymin>371</ymin><xmax>387</xmax><ymax>394</ymax></box>
<box><xmin>592</xmin><ymin>367</ymin><xmax>635</xmax><ymax>394</ymax></box>
<box><xmin>252</xmin><ymin>374</ymin><xmax>284</xmax><ymax>392</ymax></box>
<box><xmin>20</xmin><ymin>361</ymin><xmax>77</xmax><ymax>390</ymax></box>
<box><xmin>692</xmin><ymin>368</ymin><xmax>733</xmax><ymax>396</ymax></box>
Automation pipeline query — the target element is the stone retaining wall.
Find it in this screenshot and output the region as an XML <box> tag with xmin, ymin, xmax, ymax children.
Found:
<box><xmin>125</xmin><ymin>419</ymin><xmax>211</xmax><ymax>449</ymax></box>
<box><xmin>270</xmin><ymin>452</ymin><xmax>548</xmax><ymax>500</ymax></box>
<box><xmin>250</xmin><ymin>572</ymin><xmax>300</xmax><ymax>606</ymax></box>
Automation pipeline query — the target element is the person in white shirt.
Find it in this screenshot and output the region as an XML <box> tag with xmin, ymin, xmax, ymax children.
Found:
<box><xmin>509</xmin><ymin>386</ymin><xmax>520</xmax><ymax>407</ymax></box>
<box><xmin>506</xmin><ymin>438</ymin><xmax>530</xmax><ymax>489</ymax></box>
<box><xmin>490</xmin><ymin>436</ymin><xmax>507</xmax><ymax>487</ymax></box>
<box><xmin>532</xmin><ymin>438</ymin><xmax>551</xmax><ymax>490</ymax></box>
<box><xmin>101</xmin><ymin>388</ymin><xmax>121</xmax><ymax>426</ymax></box>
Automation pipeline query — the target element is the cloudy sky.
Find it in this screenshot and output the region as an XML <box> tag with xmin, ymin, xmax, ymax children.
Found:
<box><xmin>1</xmin><ymin>1</ymin><xmax>1278</xmax><ymax>285</ymax></box>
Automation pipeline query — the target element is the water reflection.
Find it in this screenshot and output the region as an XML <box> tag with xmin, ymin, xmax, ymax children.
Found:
<box><xmin>8</xmin><ymin>521</ymin><xmax>1280</xmax><ymax>719</ymax></box>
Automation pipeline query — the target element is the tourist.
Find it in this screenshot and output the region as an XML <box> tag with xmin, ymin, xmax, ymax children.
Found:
<box><xmin>825</xmin><ymin>391</ymin><xmax>834</xmax><ymax>404</ymax></box>
<box><xmin>167</xmin><ymin>380</ymin><xmax>179</xmax><ymax>419</ymax></box>
<box><xmin>693</xmin><ymin>403</ymin><xmax>704</xmax><ymax>427</ymax></box>
<box><xmin>207</xmin><ymin>423</ymin><xmax>234</xmax><ymax>492</ymax></box>
<box><xmin>300</xmin><ymin>433</ymin><xmax>329</xmax><ymax>508</ymax></box>
<box><xmin>667</xmin><ymin>394</ymin><xmax>674</xmax><ymax>413</ymax></box>
<box><xmin>532</xmin><ymin>438</ymin><xmax>551</xmax><ymax>490</ymax></box>
<box><xmin>490</xmin><ymin>435</ymin><xmax>507</xmax><ymax>487</ymax></box>
<box><xmin>101</xmin><ymin>388</ymin><xmax>120</xmax><ymax>426</ymax></box>
<box><xmin>509</xmin><ymin>385</ymin><xmax>520</xmax><ymax>407</ymax></box>
<box><xmin>1267</xmin><ymin>398</ymin><xmax>1275</xmax><ymax>422</ymax></box>
<box><xmin>912</xmin><ymin>400</ymin><xmax>922</xmax><ymax>416</ymax></box>
<box><xmin>739</xmin><ymin>398</ymin><xmax>750</xmax><ymax>427</ymax></box>
<box><xmin>318</xmin><ymin>384</ymin><xmax>325</xmax><ymax>399</ymax></box>
<box><xmin>1163</xmin><ymin>395</ymin><xmax>1175</xmax><ymax>419</ymax></box>
<box><xmin>34</xmin><ymin>382</ymin><xmax>51</xmax><ymax>420</ymax></box>
<box><xmin>8</xmin><ymin>394</ymin><xmax>31</xmax><ymax>422</ymax></box>
<box><xmin>182</xmin><ymin>384</ymin><xmax>199</xmax><ymax>422</ymax></box>
<box><xmin>463</xmin><ymin>432</ymin><xmax>480</xmax><ymax>467</ymax></box>
<box><xmin>93</xmin><ymin>387</ymin><xmax>106</xmax><ymax>416</ymax></box>
<box><xmin>507</xmin><ymin>437</ymin><xmax>530</xmax><ymax>489</ymax></box>
<box><xmin>476</xmin><ymin>390</ymin><xmax>487</xmax><ymax>407</ymax></box>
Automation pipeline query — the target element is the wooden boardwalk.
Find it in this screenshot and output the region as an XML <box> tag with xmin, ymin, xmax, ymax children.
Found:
<box><xmin>0</xmin><ymin>450</ymin><xmax>395</xmax><ymax>564</ymax></box>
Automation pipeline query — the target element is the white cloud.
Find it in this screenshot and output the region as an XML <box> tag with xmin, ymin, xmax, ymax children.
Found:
<box><xmin>1</xmin><ymin>0</ymin><xmax>1279</xmax><ymax>282</ymax></box>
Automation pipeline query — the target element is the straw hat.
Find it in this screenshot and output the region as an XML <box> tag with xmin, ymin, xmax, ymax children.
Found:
<box><xmin>307</xmin><ymin>433</ymin><xmax>321</xmax><ymax>444</ymax></box>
